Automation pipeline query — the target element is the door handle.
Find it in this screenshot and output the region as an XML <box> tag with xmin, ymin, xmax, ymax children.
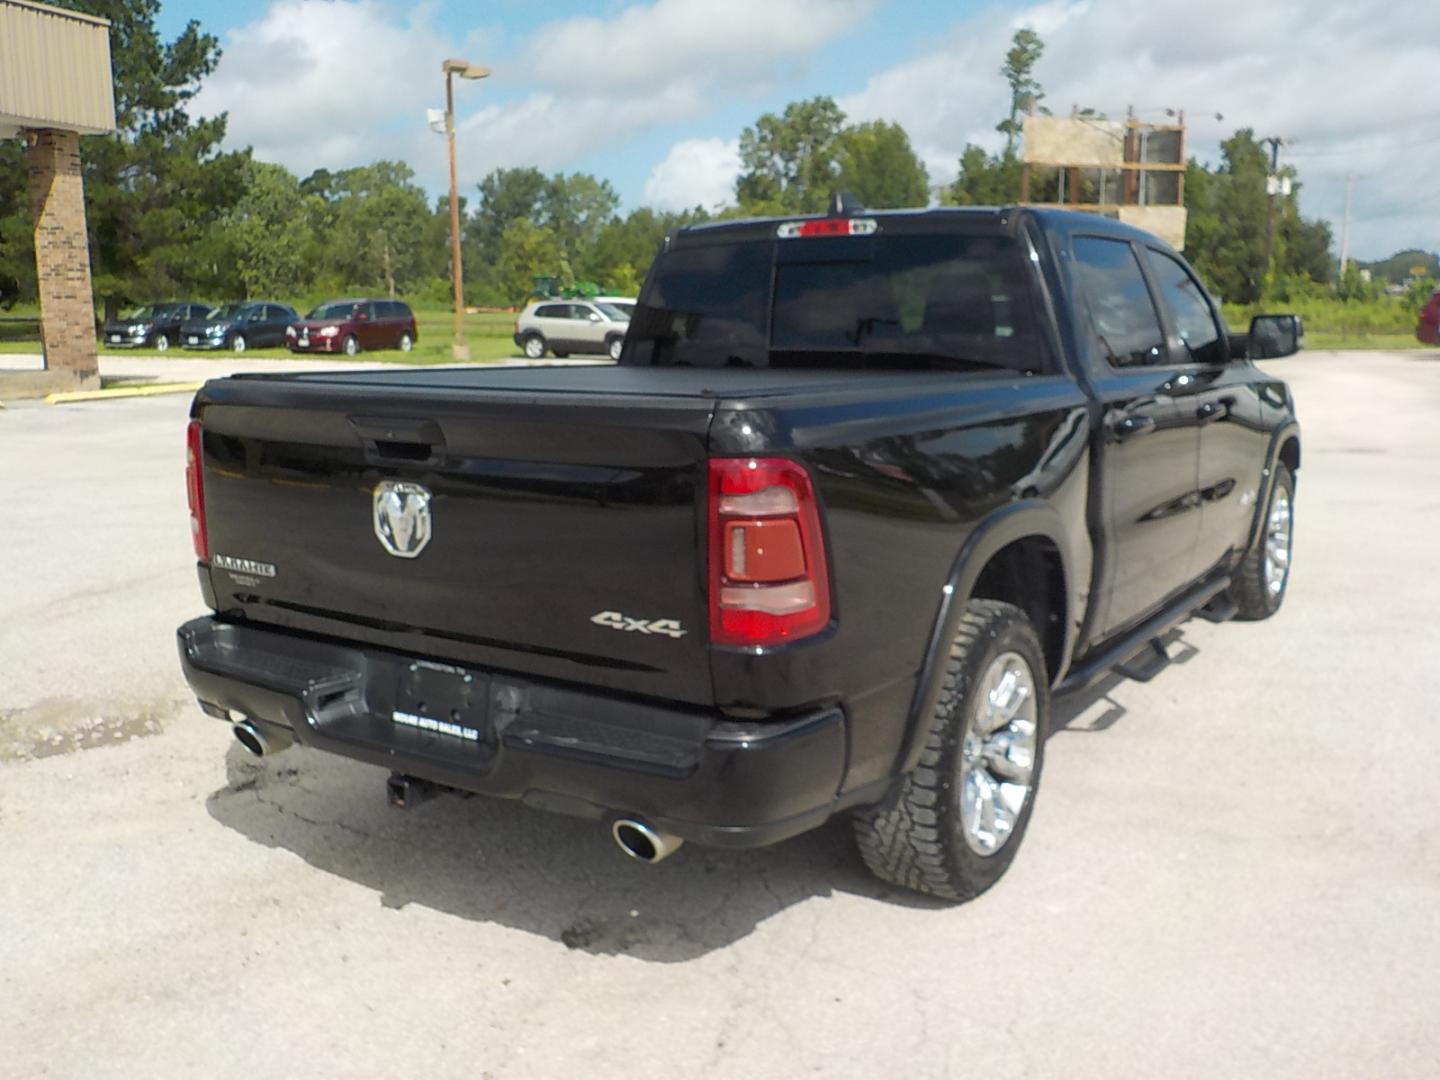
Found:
<box><xmin>1112</xmin><ymin>414</ymin><xmax>1156</xmax><ymax>441</ymax></box>
<box><xmin>1196</xmin><ymin>401</ymin><xmax>1230</xmax><ymax>424</ymax></box>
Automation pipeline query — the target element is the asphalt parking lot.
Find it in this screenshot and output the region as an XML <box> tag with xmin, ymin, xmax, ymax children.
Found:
<box><xmin>2</xmin><ymin>350</ymin><xmax>1438</xmax><ymax>1079</ymax></box>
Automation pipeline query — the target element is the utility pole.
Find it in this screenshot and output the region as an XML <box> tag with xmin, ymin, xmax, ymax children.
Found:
<box><xmin>442</xmin><ymin>58</ymin><xmax>490</xmax><ymax>362</ymax></box>
<box><xmin>1338</xmin><ymin>173</ymin><xmax>1354</xmax><ymax>281</ymax></box>
<box><xmin>1260</xmin><ymin>136</ymin><xmax>1284</xmax><ymax>299</ymax></box>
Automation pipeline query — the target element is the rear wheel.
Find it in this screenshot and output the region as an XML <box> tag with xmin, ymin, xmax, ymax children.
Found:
<box><xmin>1230</xmin><ymin>462</ymin><xmax>1294</xmax><ymax>620</ymax></box>
<box><xmin>522</xmin><ymin>333</ymin><xmax>546</xmax><ymax>360</ymax></box>
<box><xmin>399</xmin><ymin>332</ymin><xmax>414</xmax><ymax>353</ymax></box>
<box><xmin>854</xmin><ymin>599</ymin><xmax>1048</xmax><ymax>901</ymax></box>
<box><xmin>342</xmin><ymin>334</ymin><xmax>359</xmax><ymax>357</ymax></box>
<box><xmin>607</xmin><ymin>335</ymin><xmax>624</xmax><ymax>361</ymax></box>
<box><xmin>231</xmin><ymin>333</ymin><xmax>247</xmax><ymax>353</ymax></box>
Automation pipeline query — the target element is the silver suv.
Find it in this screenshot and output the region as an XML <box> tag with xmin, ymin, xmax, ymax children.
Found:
<box><xmin>514</xmin><ymin>299</ymin><xmax>631</xmax><ymax>360</ymax></box>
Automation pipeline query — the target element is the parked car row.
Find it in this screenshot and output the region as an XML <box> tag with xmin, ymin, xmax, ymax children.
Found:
<box><xmin>102</xmin><ymin>293</ymin><xmax>639</xmax><ymax>359</ymax></box>
<box><xmin>100</xmin><ymin>298</ymin><xmax>418</xmax><ymax>355</ymax></box>
<box><xmin>513</xmin><ymin>297</ymin><xmax>634</xmax><ymax>360</ymax></box>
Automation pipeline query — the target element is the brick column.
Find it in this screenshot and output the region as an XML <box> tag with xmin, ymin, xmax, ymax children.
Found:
<box><xmin>27</xmin><ymin>128</ymin><xmax>100</xmax><ymax>390</ymax></box>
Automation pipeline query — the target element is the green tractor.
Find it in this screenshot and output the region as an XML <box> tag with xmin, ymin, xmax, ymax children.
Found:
<box><xmin>531</xmin><ymin>276</ymin><xmax>603</xmax><ymax>301</ymax></box>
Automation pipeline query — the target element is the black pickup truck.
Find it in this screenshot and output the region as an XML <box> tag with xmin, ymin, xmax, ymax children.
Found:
<box><xmin>178</xmin><ymin>206</ymin><xmax>1301</xmax><ymax>900</ymax></box>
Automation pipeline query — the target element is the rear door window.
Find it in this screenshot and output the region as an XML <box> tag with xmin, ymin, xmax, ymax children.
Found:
<box><xmin>534</xmin><ymin>304</ymin><xmax>566</xmax><ymax>319</ymax></box>
<box><xmin>1071</xmin><ymin>236</ymin><xmax>1167</xmax><ymax>368</ymax></box>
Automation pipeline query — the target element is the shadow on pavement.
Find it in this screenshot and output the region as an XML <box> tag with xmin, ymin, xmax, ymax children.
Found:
<box><xmin>205</xmin><ymin>627</ymin><xmax>1205</xmax><ymax>958</ymax></box>
<box><xmin>206</xmin><ymin>743</ymin><xmax>947</xmax><ymax>963</ymax></box>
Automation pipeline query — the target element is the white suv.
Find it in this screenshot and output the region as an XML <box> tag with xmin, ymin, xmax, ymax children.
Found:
<box><xmin>514</xmin><ymin>299</ymin><xmax>631</xmax><ymax>360</ymax></box>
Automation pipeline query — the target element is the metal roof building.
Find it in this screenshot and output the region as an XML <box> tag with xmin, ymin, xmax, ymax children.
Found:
<box><xmin>1</xmin><ymin>0</ymin><xmax>116</xmax><ymax>396</ymax></box>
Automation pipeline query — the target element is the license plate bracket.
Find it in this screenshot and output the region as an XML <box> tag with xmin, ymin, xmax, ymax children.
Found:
<box><xmin>391</xmin><ymin>661</ymin><xmax>489</xmax><ymax>744</ymax></box>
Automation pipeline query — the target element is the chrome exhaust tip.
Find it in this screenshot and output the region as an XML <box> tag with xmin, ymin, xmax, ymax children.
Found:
<box><xmin>231</xmin><ymin>717</ymin><xmax>293</xmax><ymax>758</ymax></box>
<box><xmin>611</xmin><ymin>818</ymin><xmax>684</xmax><ymax>864</ymax></box>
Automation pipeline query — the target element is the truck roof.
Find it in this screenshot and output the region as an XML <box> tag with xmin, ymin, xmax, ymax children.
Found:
<box><xmin>674</xmin><ymin>204</ymin><xmax>1177</xmax><ymax>253</ymax></box>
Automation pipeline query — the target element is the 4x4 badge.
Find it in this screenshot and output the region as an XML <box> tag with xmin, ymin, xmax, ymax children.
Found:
<box><xmin>590</xmin><ymin>610</ymin><xmax>686</xmax><ymax>639</ymax></box>
<box><xmin>373</xmin><ymin>480</ymin><xmax>432</xmax><ymax>558</ymax></box>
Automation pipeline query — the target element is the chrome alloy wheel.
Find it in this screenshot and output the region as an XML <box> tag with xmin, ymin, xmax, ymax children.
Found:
<box><xmin>1264</xmin><ymin>489</ymin><xmax>1293</xmax><ymax>596</ymax></box>
<box><xmin>959</xmin><ymin>652</ymin><xmax>1038</xmax><ymax>856</ymax></box>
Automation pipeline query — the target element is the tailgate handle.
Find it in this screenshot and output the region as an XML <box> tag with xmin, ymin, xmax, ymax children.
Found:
<box><xmin>349</xmin><ymin>416</ymin><xmax>444</xmax><ymax>463</ymax></box>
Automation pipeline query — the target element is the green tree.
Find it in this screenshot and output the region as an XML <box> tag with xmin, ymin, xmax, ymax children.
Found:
<box><xmin>736</xmin><ymin>96</ymin><xmax>848</xmax><ymax>214</ymax></box>
<box><xmin>1280</xmin><ymin>215</ymin><xmax>1334</xmax><ymax>286</ymax></box>
<box><xmin>940</xmin><ymin>30</ymin><xmax>1048</xmax><ymax>207</ymax></box>
<box><xmin>586</xmin><ymin>206</ymin><xmax>709</xmax><ymax>294</ymax></box>
<box><xmin>542</xmin><ymin>173</ymin><xmax>620</xmax><ymax>273</ymax></box>
<box><xmin>43</xmin><ymin>0</ymin><xmax>252</xmax><ymax>316</ymax></box>
<box><xmin>222</xmin><ymin>161</ymin><xmax>317</xmax><ymax>299</ymax></box>
<box><xmin>466</xmin><ymin>166</ymin><xmax>548</xmax><ymax>271</ymax></box>
<box><xmin>997</xmin><ymin>28</ymin><xmax>1046</xmax><ymax>159</ymax></box>
<box><xmin>1182</xmin><ymin>131</ymin><xmax>1268</xmax><ymax>301</ymax></box>
<box><xmin>0</xmin><ymin>146</ymin><xmax>35</xmax><ymax>306</ymax></box>
<box><xmin>494</xmin><ymin>219</ymin><xmax>565</xmax><ymax>306</ymax></box>
<box><xmin>309</xmin><ymin>162</ymin><xmax>438</xmax><ymax>297</ymax></box>
<box><xmin>835</xmin><ymin>121</ymin><xmax>930</xmax><ymax>209</ymax></box>
<box><xmin>944</xmin><ymin>144</ymin><xmax>1022</xmax><ymax>205</ymax></box>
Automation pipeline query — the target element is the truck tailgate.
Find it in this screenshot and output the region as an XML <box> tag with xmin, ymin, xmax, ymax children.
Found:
<box><xmin>195</xmin><ymin>373</ymin><xmax>716</xmax><ymax>706</ymax></box>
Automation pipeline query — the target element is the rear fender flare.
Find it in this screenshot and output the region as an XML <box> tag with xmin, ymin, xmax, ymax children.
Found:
<box><xmin>1244</xmin><ymin>422</ymin><xmax>1301</xmax><ymax>553</ymax></box>
<box><xmin>895</xmin><ymin>501</ymin><xmax>1075</xmax><ymax>777</ymax></box>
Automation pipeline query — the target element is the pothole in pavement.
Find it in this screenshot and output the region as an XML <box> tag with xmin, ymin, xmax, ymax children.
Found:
<box><xmin>0</xmin><ymin>696</ymin><xmax>182</xmax><ymax>762</ymax></box>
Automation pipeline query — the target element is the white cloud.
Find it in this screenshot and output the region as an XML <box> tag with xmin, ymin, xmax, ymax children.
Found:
<box><xmin>643</xmin><ymin>137</ymin><xmax>741</xmax><ymax>211</ymax></box>
<box><xmin>839</xmin><ymin>0</ymin><xmax>1440</xmax><ymax>258</ymax></box>
<box><xmin>528</xmin><ymin>0</ymin><xmax>873</xmax><ymax>93</ymax></box>
<box><xmin>457</xmin><ymin>87</ymin><xmax>706</xmax><ymax>170</ymax></box>
<box><xmin>194</xmin><ymin>0</ymin><xmax>467</xmax><ymax>175</ymax></box>
<box><xmin>198</xmin><ymin>0</ymin><xmax>873</xmax><ymax>205</ymax></box>
<box><xmin>453</xmin><ymin>0</ymin><xmax>872</xmax><ymax>187</ymax></box>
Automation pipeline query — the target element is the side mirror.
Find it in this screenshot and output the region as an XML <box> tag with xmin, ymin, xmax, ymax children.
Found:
<box><xmin>355</xmin><ymin>310</ymin><xmax>370</xmax><ymax>322</ymax></box>
<box><xmin>1246</xmin><ymin>314</ymin><xmax>1304</xmax><ymax>359</ymax></box>
<box><xmin>588</xmin><ymin>312</ymin><xmax>601</xmax><ymax>322</ymax></box>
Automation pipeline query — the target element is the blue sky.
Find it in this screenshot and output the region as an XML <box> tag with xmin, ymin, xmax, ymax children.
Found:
<box><xmin>161</xmin><ymin>0</ymin><xmax>1440</xmax><ymax>260</ymax></box>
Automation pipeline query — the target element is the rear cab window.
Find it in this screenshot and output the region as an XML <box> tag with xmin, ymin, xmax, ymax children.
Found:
<box><xmin>625</xmin><ymin>224</ymin><xmax>1050</xmax><ymax>374</ymax></box>
<box><xmin>1071</xmin><ymin>235</ymin><xmax>1167</xmax><ymax>368</ymax></box>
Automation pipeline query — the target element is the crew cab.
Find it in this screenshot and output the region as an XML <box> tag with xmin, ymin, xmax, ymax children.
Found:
<box><xmin>177</xmin><ymin>206</ymin><xmax>1302</xmax><ymax>900</ymax></box>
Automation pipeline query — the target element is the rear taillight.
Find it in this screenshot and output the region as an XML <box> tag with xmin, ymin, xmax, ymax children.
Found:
<box><xmin>185</xmin><ymin>419</ymin><xmax>208</xmax><ymax>561</ymax></box>
<box><xmin>708</xmin><ymin>458</ymin><xmax>831</xmax><ymax>647</ymax></box>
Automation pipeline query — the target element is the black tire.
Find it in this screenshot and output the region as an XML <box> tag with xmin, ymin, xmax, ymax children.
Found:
<box><xmin>342</xmin><ymin>334</ymin><xmax>359</xmax><ymax>357</ymax></box>
<box><xmin>152</xmin><ymin>332</ymin><xmax>170</xmax><ymax>352</ymax></box>
<box><xmin>231</xmin><ymin>333</ymin><xmax>247</xmax><ymax>353</ymax></box>
<box><xmin>398</xmin><ymin>331</ymin><xmax>414</xmax><ymax>353</ymax></box>
<box><xmin>853</xmin><ymin>599</ymin><xmax>1049</xmax><ymax>901</ymax></box>
<box><xmin>606</xmin><ymin>334</ymin><xmax>624</xmax><ymax>361</ymax></box>
<box><xmin>1230</xmin><ymin>462</ymin><xmax>1295</xmax><ymax>620</ymax></box>
<box><xmin>521</xmin><ymin>333</ymin><xmax>546</xmax><ymax>360</ymax></box>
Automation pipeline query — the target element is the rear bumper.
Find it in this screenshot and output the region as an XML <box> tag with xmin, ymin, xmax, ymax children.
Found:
<box><xmin>177</xmin><ymin>616</ymin><xmax>849</xmax><ymax>848</ymax></box>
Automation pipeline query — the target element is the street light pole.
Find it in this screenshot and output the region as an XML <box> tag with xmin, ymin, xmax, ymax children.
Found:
<box><xmin>442</xmin><ymin>59</ymin><xmax>490</xmax><ymax>362</ymax></box>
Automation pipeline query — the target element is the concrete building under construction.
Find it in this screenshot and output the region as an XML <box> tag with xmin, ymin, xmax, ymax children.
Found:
<box><xmin>1020</xmin><ymin>113</ymin><xmax>1188</xmax><ymax>249</ymax></box>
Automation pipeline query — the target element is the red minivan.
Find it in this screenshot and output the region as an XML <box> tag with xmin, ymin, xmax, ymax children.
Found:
<box><xmin>287</xmin><ymin>298</ymin><xmax>418</xmax><ymax>356</ymax></box>
<box><xmin>1418</xmin><ymin>289</ymin><xmax>1440</xmax><ymax>345</ymax></box>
